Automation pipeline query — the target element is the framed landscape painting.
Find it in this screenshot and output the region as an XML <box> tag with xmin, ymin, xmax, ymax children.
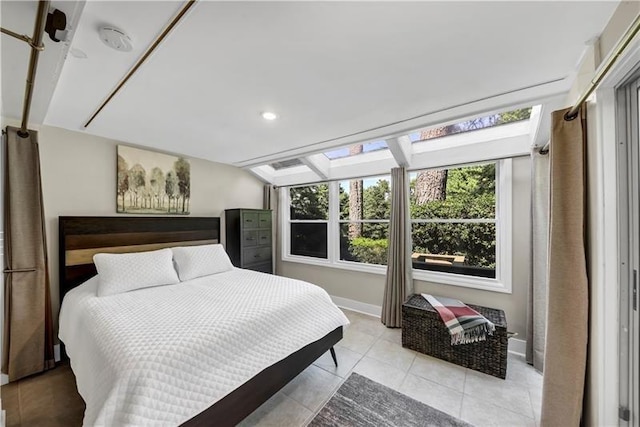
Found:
<box><xmin>117</xmin><ymin>145</ymin><xmax>190</xmax><ymax>214</ymax></box>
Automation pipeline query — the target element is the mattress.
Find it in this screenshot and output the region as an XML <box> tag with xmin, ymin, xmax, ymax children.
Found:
<box><xmin>59</xmin><ymin>268</ymin><xmax>349</xmax><ymax>426</ymax></box>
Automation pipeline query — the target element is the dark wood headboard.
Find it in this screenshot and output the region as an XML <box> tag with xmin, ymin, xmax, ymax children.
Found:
<box><xmin>59</xmin><ymin>216</ymin><xmax>220</xmax><ymax>302</ymax></box>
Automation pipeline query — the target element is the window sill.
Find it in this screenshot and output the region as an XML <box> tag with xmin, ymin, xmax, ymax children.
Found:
<box><xmin>282</xmin><ymin>255</ymin><xmax>387</xmax><ymax>275</ymax></box>
<box><xmin>412</xmin><ymin>269</ymin><xmax>512</xmax><ymax>294</ymax></box>
<box><xmin>281</xmin><ymin>255</ymin><xmax>512</xmax><ymax>293</ymax></box>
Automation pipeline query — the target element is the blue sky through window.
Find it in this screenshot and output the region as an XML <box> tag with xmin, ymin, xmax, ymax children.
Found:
<box><xmin>340</xmin><ymin>176</ymin><xmax>391</xmax><ymax>194</ymax></box>
<box><xmin>324</xmin><ymin>140</ymin><xmax>388</xmax><ymax>160</ymax></box>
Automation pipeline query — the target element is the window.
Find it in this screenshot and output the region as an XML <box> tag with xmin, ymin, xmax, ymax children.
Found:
<box><xmin>270</xmin><ymin>159</ymin><xmax>304</xmax><ymax>170</ymax></box>
<box><xmin>324</xmin><ymin>141</ymin><xmax>388</xmax><ymax>160</ymax></box>
<box><xmin>282</xmin><ymin>162</ymin><xmax>512</xmax><ymax>292</ymax></box>
<box><xmin>409</xmin><ymin>108</ymin><xmax>531</xmax><ymax>143</ymax></box>
<box><xmin>410</xmin><ymin>163</ymin><xmax>497</xmax><ymax>278</ymax></box>
<box><xmin>288</xmin><ymin>184</ymin><xmax>329</xmax><ymax>259</ymax></box>
<box><xmin>253</xmin><ymin>106</ymin><xmax>536</xmax><ymax>189</ymax></box>
<box><xmin>339</xmin><ymin>176</ymin><xmax>391</xmax><ymax>265</ymax></box>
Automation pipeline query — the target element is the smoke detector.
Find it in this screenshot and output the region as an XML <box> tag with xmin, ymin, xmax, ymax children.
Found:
<box><xmin>99</xmin><ymin>27</ymin><xmax>133</xmax><ymax>52</ymax></box>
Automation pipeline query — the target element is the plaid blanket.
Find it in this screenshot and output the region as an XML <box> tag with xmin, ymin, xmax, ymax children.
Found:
<box><xmin>422</xmin><ymin>294</ymin><xmax>495</xmax><ymax>345</ymax></box>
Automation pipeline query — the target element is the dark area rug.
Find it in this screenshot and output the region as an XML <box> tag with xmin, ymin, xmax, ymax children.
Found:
<box><xmin>309</xmin><ymin>373</ymin><xmax>472</xmax><ymax>427</ymax></box>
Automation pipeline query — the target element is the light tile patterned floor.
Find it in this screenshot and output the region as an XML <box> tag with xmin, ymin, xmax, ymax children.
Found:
<box><xmin>240</xmin><ymin>309</ymin><xmax>542</xmax><ymax>427</ymax></box>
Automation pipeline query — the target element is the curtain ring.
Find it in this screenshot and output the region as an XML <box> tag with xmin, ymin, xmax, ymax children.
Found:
<box><xmin>564</xmin><ymin>109</ymin><xmax>579</xmax><ymax>122</ymax></box>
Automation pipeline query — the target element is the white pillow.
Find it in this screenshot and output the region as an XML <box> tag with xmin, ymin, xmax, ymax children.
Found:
<box><xmin>172</xmin><ymin>244</ymin><xmax>234</xmax><ymax>281</ymax></box>
<box><xmin>94</xmin><ymin>248</ymin><xmax>180</xmax><ymax>297</ymax></box>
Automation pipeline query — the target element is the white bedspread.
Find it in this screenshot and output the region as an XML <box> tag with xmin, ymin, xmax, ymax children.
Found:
<box><xmin>59</xmin><ymin>268</ymin><xmax>349</xmax><ymax>426</ymax></box>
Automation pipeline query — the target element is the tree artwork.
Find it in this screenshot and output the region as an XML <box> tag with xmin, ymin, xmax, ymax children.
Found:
<box><xmin>174</xmin><ymin>158</ymin><xmax>191</xmax><ymax>214</ymax></box>
<box><xmin>165</xmin><ymin>171</ymin><xmax>179</xmax><ymax>212</ymax></box>
<box><xmin>117</xmin><ymin>155</ymin><xmax>129</xmax><ymax>210</ymax></box>
<box><xmin>128</xmin><ymin>164</ymin><xmax>146</xmax><ymax>208</ymax></box>
<box><xmin>150</xmin><ymin>167</ymin><xmax>165</xmax><ymax>210</ymax></box>
<box><xmin>116</xmin><ymin>145</ymin><xmax>191</xmax><ymax>214</ymax></box>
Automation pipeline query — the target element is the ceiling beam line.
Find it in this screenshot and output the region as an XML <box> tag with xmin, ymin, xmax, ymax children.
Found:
<box><xmin>386</xmin><ymin>135</ymin><xmax>412</xmax><ymax>167</ymax></box>
<box><xmin>301</xmin><ymin>154</ymin><xmax>330</xmax><ymax>180</ymax></box>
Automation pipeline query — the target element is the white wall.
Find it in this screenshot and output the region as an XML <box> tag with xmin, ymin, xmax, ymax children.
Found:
<box><xmin>1</xmin><ymin>118</ymin><xmax>265</xmax><ymax>338</ymax></box>
<box><xmin>278</xmin><ymin>156</ymin><xmax>532</xmax><ymax>338</ymax></box>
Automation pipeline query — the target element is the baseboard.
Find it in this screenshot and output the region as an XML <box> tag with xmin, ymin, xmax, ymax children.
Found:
<box><xmin>508</xmin><ymin>338</ymin><xmax>526</xmax><ymax>356</ymax></box>
<box><xmin>330</xmin><ymin>295</ymin><xmax>382</xmax><ymax>318</ymax></box>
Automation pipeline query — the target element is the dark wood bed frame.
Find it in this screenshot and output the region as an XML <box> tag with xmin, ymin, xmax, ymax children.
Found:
<box><xmin>58</xmin><ymin>216</ymin><xmax>343</xmax><ymax>426</ymax></box>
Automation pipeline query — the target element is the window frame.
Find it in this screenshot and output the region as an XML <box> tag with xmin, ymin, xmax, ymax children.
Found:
<box><xmin>281</xmin><ymin>159</ymin><xmax>513</xmax><ymax>293</ymax></box>
<box><xmin>409</xmin><ymin>159</ymin><xmax>512</xmax><ymax>293</ymax></box>
<box><xmin>287</xmin><ymin>184</ymin><xmax>330</xmax><ymax>260</ymax></box>
<box><xmin>337</xmin><ymin>175</ymin><xmax>391</xmax><ymax>266</ymax></box>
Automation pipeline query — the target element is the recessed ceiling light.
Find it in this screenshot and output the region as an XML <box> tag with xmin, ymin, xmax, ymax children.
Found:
<box><xmin>261</xmin><ymin>111</ymin><xmax>278</xmax><ymax>121</ymax></box>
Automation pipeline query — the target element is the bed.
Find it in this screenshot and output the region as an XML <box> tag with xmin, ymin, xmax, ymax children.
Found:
<box><xmin>58</xmin><ymin>216</ymin><xmax>348</xmax><ymax>426</ymax></box>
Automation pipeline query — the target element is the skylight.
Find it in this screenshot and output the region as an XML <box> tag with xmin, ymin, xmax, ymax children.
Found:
<box><xmin>257</xmin><ymin>105</ymin><xmax>538</xmax><ymax>187</ymax></box>
<box><xmin>270</xmin><ymin>159</ymin><xmax>304</xmax><ymax>170</ymax></box>
<box><xmin>324</xmin><ymin>140</ymin><xmax>388</xmax><ymax>160</ymax></box>
<box><xmin>409</xmin><ymin>107</ymin><xmax>532</xmax><ymax>143</ymax></box>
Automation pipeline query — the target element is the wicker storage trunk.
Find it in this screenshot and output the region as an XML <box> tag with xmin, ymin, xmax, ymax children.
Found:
<box><xmin>402</xmin><ymin>294</ymin><xmax>508</xmax><ymax>379</ymax></box>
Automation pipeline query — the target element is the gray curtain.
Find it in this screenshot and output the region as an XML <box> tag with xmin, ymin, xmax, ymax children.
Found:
<box><xmin>526</xmin><ymin>147</ymin><xmax>550</xmax><ymax>371</ymax></box>
<box><xmin>263</xmin><ymin>184</ymin><xmax>278</xmax><ymax>274</ymax></box>
<box><xmin>263</xmin><ymin>184</ymin><xmax>272</xmax><ymax>210</ymax></box>
<box><xmin>2</xmin><ymin>126</ymin><xmax>55</xmax><ymax>381</ymax></box>
<box><xmin>382</xmin><ymin>167</ymin><xmax>413</xmax><ymax>327</ymax></box>
<box><xmin>540</xmin><ymin>108</ymin><xmax>589</xmax><ymax>426</ymax></box>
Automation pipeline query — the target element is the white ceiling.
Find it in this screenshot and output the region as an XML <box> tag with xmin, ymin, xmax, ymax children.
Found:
<box><xmin>2</xmin><ymin>1</ymin><xmax>619</xmax><ymax>166</ymax></box>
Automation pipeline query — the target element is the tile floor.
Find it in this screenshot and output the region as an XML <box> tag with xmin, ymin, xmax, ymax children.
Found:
<box><xmin>241</xmin><ymin>309</ymin><xmax>542</xmax><ymax>427</ymax></box>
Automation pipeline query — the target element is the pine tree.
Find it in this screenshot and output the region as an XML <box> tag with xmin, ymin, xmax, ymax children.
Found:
<box><xmin>414</xmin><ymin>127</ymin><xmax>453</xmax><ymax>204</ymax></box>
<box><xmin>348</xmin><ymin>144</ymin><xmax>364</xmax><ymax>238</ymax></box>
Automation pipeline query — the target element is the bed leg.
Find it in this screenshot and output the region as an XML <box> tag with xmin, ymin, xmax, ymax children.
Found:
<box><xmin>329</xmin><ymin>347</ymin><xmax>338</xmax><ymax>367</ymax></box>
